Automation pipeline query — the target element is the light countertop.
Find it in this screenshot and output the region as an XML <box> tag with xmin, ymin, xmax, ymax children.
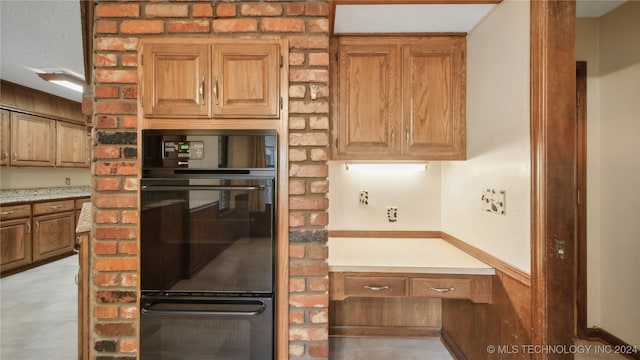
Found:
<box><xmin>76</xmin><ymin>202</ymin><xmax>92</xmax><ymax>233</ymax></box>
<box><xmin>328</xmin><ymin>237</ymin><xmax>495</xmax><ymax>275</ymax></box>
<box><xmin>0</xmin><ymin>186</ymin><xmax>91</xmax><ymax>205</ymax></box>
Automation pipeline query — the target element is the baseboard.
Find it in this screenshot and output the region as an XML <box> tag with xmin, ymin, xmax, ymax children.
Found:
<box><xmin>585</xmin><ymin>327</ymin><xmax>640</xmax><ymax>360</ymax></box>
<box><xmin>441</xmin><ymin>329</ymin><xmax>468</xmax><ymax>360</ymax></box>
<box><xmin>330</xmin><ymin>325</ymin><xmax>441</xmax><ymax>338</ymax></box>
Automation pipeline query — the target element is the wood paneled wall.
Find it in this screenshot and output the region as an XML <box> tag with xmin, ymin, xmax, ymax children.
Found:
<box><xmin>0</xmin><ymin>80</ymin><xmax>83</xmax><ymax>123</ymax></box>
<box><xmin>442</xmin><ymin>270</ymin><xmax>532</xmax><ymax>360</ymax></box>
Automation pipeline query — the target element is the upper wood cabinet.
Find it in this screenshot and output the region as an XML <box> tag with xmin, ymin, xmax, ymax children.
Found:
<box><xmin>332</xmin><ymin>36</ymin><xmax>466</xmax><ymax>160</ymax></box>
<box><xmin>142</xmin><ymin>43</ymin><xmax>211</xmax><ymax>118</ymax></box>
<box><xmin>141</xmin><ymin>39</ymin><xmax>281</xmax><ymax>120</ymax></box>
<box><xmin>57</xmin><ymin>121</ymin><xmax>90</xmax><ymax>168</ymax></box>
<box><xmin>10</xmin><ymin>112</ymin><xmax>56</xmax><ymax>167</ymax></box>
<box><xmin>1</xmin><ymin>109</ymin><xmax>10</xmax><ymax>166</ymax></box>
<box><xmin>336</xmin><ymin>42</ymin><xmax>400</xmax><ymax>157</ymax></box>
<box><xmin>212</xmin><ymin>43</ymin><xmax>280</xmax><ymax>118</ymax></box>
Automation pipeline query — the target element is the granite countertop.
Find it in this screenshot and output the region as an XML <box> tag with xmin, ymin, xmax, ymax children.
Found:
<box><xmin>0</xmin><ymin>186</ymin><xmax>91</xmax><ymax>205</ymax></box>
<box><xmin>76</xmin><ymin>202</ymin><xmax>92</xmax><ymax>233</ymax></box>
<box><xmin>328</xmin><ymin>237</ymin><xmax>496</xmax><ymax>275</ymax></box>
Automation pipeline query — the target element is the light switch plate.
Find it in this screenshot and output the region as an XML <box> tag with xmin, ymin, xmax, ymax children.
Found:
<box><xmin>481</xmin><ymin>189</ymin><xmax>506</xmax><ymax>215</ymax></box>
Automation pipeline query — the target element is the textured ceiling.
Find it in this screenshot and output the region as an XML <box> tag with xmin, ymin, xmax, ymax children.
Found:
<box><xmin>0</xmin><ymin>0</ymin><xmax>84</xmax><ymax>102</ymax></box>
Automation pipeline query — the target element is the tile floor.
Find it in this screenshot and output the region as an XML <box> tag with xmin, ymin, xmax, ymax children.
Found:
<box><xmin>0</xmin><ymin>255</ymin><xmax>78</xmax><ymax>360</ymax></box>
<box><xmin>330</xmin><ymin>336</ymin><xmax>454</xmax><ymax>360</ymax></box>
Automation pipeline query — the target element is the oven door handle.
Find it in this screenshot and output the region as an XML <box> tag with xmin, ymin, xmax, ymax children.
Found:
<box><xmin>141</xmin><ymin>300</ymin><xmax>267</xmax><ymax>317</ymax></box>
<box><xmin>141</xmin><ymin>185</ymin><xmax>265</xmax><ymax>191</ymax></box>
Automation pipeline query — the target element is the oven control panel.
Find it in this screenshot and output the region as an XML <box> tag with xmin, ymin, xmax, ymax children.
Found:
<box><xmin>162</xmin><ymin>141</ymin><xmax>205</xmax><ymax>161</ymax></box>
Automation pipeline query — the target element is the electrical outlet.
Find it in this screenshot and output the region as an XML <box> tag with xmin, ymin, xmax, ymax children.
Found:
<box><xmin>481</xmin><ymin>189</ymin><xmax>506</xmax><ymax>215</ymax></box>
<box><xmin>65</xmin><ymin>177</ymin><xmax>71</xmax><ymax>186</ymax></box>
<box><xmin>386</xmin><ymin>206</ymin><xmax>398</xmax><ymax>222</ymax></box>
<box><xmin>359</xmin><ymin>190</ymin><xmax>369</xmax><ymax>205</ymax></box>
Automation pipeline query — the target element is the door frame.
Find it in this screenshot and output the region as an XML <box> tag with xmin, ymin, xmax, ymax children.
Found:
<box><xmin>575</xmin><ymin>61</ymin><xmax>588</xmax><ymax>338</ymax></box>
<box><xmin>530</xmin><ymin>0</ymin><xmax>577</xmax><ymax>357</ymax></box>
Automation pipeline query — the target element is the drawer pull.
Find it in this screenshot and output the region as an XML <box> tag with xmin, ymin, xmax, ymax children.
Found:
<box><xmin>0</xmin><ymin>210</ymin><xmax>15</xmax><ymax>215</ymax></box>
<box><xmin>363</xmin><ymin>285</ymin><xmax>390</xmax><ymax>291</ymax></box>
<box><xmin>50</xmin><ymin>205</ymin><xmax>64</xmax><ymax>209</ymax></box>
<box><xmin>429</xmin><ymin>287</ymin><xmax>455</xmax><ymax>293</ymax></box>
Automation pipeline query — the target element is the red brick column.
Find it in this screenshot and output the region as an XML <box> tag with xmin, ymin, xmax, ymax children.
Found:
<box><xmin>90</xmin><ymin>1</ymin><xmax>330</xmax><ymax>359</ymax></box>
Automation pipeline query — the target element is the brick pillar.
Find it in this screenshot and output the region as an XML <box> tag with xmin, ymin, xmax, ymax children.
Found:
<box><xmin>90</xmin><ymin>1</ymin><xmax>330</xmax><ymax>359</ymax></box>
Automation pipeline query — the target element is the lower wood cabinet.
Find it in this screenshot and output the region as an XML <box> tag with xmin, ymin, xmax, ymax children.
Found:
<box><xmin>0</xmin><ymin>204</ymin><xmax>32</xmax><ymax>273</ymax></box>
<box><xmin>32</xmin><ymin>211</ymin><xmax>75</xmax><ymax>262</ymax></box>
<box><xmin>0</xmin><ymin>197</ymin><xmax>88</xmax><ymax>276</ymax></box>
<box><xmin>330</xmin><ymin>272</ymin><xmax>493</xmax><ymax>337</ymax></box>
<box><xmin>331</xmin><ymin>272</ymin><xmax>492</xmax><ymax>304</ymax></box>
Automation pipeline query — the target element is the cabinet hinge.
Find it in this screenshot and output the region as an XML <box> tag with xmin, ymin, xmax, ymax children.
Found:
<box><xmin>140</xmin><ymin>95</ymin><xmax>143</xmax><ymax>107</ymax></box>
<box><xmin>335</xmin><ymin>52</ymin><xmax>338</xmax><ymax>62</ymax></box>
<box><xmin>280</xmin><ymin>97</ymin><xmax>283</xmax><ymax>110</ymax></box>
<box><xmin>461</xmin><ymin>51</ymin><xmax>465</xmax><ymax>61</ymax></box>
<box><xmin>140</xmin><ymin>54</ymin><xmax>143</xmax><ymax>66</ymax></box>
<box><xmin>280</xmin><ymin>55</ymin><xmax>283</xmax><ymax>68</ymax></box>
<box><xmin>576</xmin><ymin>91</ymin><xmax>580</xmax><ymax>108</ymax></box>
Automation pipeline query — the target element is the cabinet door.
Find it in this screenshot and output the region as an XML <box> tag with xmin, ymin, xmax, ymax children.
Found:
<box><xmin>32</xmin><ymin>212</ymin><xmax>75</xmax><ymax>262</ymax></box>
<box><xmin>212</xmin><ymin>43</ymin><xmax>280</xmax><ymax>118</ymax></box>
<box><xmin>1</xmin><ymin>109</ymin><xmax>10</xmax><ymax>166</ymax></box>
<box><xmin>403</xmin><ymin>37</ymin><xmax>466</xmax><ymax>159</ymax></box>
<box><xmin>0</xmin><ymin>218</ymin><xmax>32</xmax><ymax>273</ymax></box>
<box><xmin>142</xmin><ymin>43</ymin><xmax>211</xmax><ymax>118</ymax></box>
<box><xmin>57</xmin><ymin>122</ymin><xmax>89</xmax><ymax>168</ymax></box>
<box><xmin>335</xmin><ymin>39</ymin><xmax>401</xmax><ymax>159</ymax></box>
<box><xmin>10</xmin><ymin>112</ymin><xmax>56</xmax><ymax>167</ymax></box>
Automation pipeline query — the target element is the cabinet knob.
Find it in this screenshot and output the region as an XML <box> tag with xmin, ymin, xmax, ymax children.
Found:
<box><xmin>1</xmin><ymin>151</ymin><xmax>7</xmax><ymax>161</ymax></box>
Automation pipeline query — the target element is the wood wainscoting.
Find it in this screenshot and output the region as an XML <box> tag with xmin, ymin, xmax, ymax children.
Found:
<box><xmin>441</xmin><ymin>270</ymin><xmax>532</xmax><ymax>360</ymax></box>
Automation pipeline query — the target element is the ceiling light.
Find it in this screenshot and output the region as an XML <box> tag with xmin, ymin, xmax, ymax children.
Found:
<box><xmin>345</xmin><ymin>162</ymin><xmax>428</xmax><ymax>171</ymax></box>
<box><xmin>37</xmin><ymin>72</ymin><xmax>84</xmax><ymax>93</ymax></box>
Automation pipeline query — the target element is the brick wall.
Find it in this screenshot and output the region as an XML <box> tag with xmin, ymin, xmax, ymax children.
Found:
<box><xmin>89</xmin><ymin>1</ymin><xmax>330</xmax><ymax>359</ymax></box>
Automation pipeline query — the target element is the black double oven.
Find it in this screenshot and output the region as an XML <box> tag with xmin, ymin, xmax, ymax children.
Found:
<box><xmin>140</xmin><ymin>130</ymin><xmax>277</xmax><ymax>360</ymax></box>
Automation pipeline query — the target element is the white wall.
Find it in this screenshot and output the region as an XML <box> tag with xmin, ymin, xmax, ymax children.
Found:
<box><xmin>328</xmin><ymin>161</ymin><xmax>441</xmax><ymax>231</ymax></box>
<box><xmin>577</xmin><ymin>1</ymin><xmax>640</xmax><ymax>347</ymax></box>
<box><xmin>0</xmin><ymin>167</ymin><xmax>90</xmax><ymax>189</ymax></box>
<box><xmin>440</xmin><ymin>0</ymin><xmax>531</xmax><ymax>273</ymax></box>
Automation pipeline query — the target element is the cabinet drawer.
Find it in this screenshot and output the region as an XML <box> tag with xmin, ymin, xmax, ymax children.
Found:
<box><xmin>345</xmin><ymin>276</ymin><xmax>407</xmax><ymax>297</ymax></box>
<box><xmin>410</xmin><ymin>277</ymin><xmax>472</xmax><ymax>300</ymax></box>
<box><xmin>33</xmin><ymin>200</ymin><xmax>74</xmax><ymax>216</ymax></box>
<box><xmin>0</xmin><ymin>204</ymin><xmax>31</xmax><ymax>220</ymax></box>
